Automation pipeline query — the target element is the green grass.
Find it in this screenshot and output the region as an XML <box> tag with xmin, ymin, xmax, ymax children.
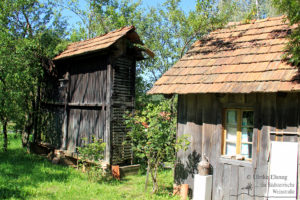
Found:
<box><xmin>0</xmin><ymin>134</ymin><xmax>180</xmax><ymax>200</ymax></box>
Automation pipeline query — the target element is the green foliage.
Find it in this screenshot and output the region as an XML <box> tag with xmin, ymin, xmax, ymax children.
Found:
<box><xmin>242</xmin><ymin>4</ymin><xmax>258</xmax><ymax>23</ymax></box>
<box><xmin>0</xmin><ymin>0</ymin><xmax>68</xmax><ymax>147</ymax></box>
<box><xmin>272</xmin><ymin>0</ymin><xmax>300</xmax><ymax>66</ymax></box>
<box><xmin>77</xmin><ymin>137</ymin><xmax>106</xmax><ymax>162</ymax></box>
<box><xmin>124</xmin><ymin>98</ymin><xmax>190</xmax><ymax>193</ymax></box>
<box><xmin>76</xmin><ymin>137</ymin><xmax>108</xmax><ymax>182</ymax></box>
<box><xmin>285</xmin><ymin>28</ymin><xmax>300</xmax><ymax>66</ymax></box>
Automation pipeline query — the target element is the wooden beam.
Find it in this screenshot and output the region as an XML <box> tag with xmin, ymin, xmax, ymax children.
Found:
<box><xmin>236</xmin><ymin>110</ymin><xmax>242</xmax><ymax>155</ymax></box>
<box><xmin>105</xmin><ymin>59</ymin><xmax>113</xmax><ymax>164</ymax></box>
<box><xmin>61</xmin><ymin>71</ymin><xmax>70</xmax><ymax>150</ymax></box>
<box><xmin>68</xmin><ymin>102</ymin><xmax>106</xmax><ymax>108</ymax></box>
<box><xmin>269</xmin><ymin>131</ymin><xmax>300</xmax><ymax>136</ymax></box>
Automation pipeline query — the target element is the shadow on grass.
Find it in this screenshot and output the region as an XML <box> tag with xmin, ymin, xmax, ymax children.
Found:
<box><xmin>0</xmin><ymin>136</ymin><xmax>72</xmax><ymax>199</ymax></box>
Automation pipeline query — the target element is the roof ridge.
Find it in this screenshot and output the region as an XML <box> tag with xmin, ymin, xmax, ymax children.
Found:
<box><xmin>226</xmin><ymin>15</ymin><xmax>287</xmax><ymax>27</ymax></box>
<box><xmin>68</xmin><ymin>25</ymin><xmax>135</xmax><ymax>47</ymax></box>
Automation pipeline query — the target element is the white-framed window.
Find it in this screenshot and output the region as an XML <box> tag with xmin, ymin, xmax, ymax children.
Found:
<box><xmin>222</xmin><ymin>109</ymin><xmax>254</xmax><ymax>160</ymax></box>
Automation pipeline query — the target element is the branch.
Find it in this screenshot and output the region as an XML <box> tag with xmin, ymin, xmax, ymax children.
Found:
<box><xmin>180</xmin><ymin>30</ymin><xmax>202</xmax><ymax>59</ymax></box>
<box><xmin>55</xmin><ymin>2</ymin><xmax>87</xmax><ymax>28</ymax></box>
<box><xmin>150</xmin><ymin>69</ymin><xmax>158</xmax><ymax>81</ymax></box>
<box><xmin>21</xmin><ymin>9</ymin><xmax>33</xmax><ymax>37</ymax></box>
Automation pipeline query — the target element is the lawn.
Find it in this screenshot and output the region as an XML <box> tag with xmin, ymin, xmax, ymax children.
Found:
<box><xmin>0</xmin><ymin>134</ymin><xmax>180</xmax><ymax>200</ymax></box>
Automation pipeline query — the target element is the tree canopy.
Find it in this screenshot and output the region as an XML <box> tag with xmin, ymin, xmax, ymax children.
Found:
<box><xmin>272</xmin><ymin>0</ymin><xmax>300</xmax><ymax>65</ymax></box>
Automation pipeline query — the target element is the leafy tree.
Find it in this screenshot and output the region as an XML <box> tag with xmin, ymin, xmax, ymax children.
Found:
<box><xmin>125</xmin><ymin>99</ymin><xmax>189</xmax><ymax>193</ymax></box>
<box><xmin>272</xmin><ymin>0</ymin><xmax>300</xmax><ymax>66</ymax></box>
<box><xmin>0</xmin><ymin>0</ymin><xmax>67</xmax><ymax>150</ymax></box>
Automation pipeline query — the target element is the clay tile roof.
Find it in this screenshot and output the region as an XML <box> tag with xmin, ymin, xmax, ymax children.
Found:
<box><xmin>148</xmin><ymin>16</ymin><xmax>300</xmax><ymax>94</ymax></box>
<box><xmin>54</xmin><ymin>26</ymin><xmax>140</xmax><ymax>60</ymax></box>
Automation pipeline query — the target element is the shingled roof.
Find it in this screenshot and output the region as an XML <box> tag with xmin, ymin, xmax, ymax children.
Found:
<box><xmin>54</xmin><ymin>26</ymin><xmax>143</xmax><ymax>60</ymax></box>
<box><xmin>148</xmin><ymin>16</ymin><xmax>300</xmax><ymax>94</ymax></box>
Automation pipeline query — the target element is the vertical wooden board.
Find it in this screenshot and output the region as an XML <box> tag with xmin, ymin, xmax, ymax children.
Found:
<box><xmin>186</xmin><ymin>94</ymin><xmax>196</xmax><ymax>122</ymax></box>
<box><xmin>243</xmin><ymin>167</ymin><xmax>255</xmax><ymax>200</ymax></box>
<box><xmin>193</xmin><ymin>94</ymin><xmax>203</xmax><ymax>155</ymax></box>
<box><xmin>267</xmin><ymin>94</ymin><xmax>277</xmax><ymax>129</ymax></box>
<box><xmin>175</xmin><ymin>96</ymin><xmax>185</xmax><ymax>185</ymax></box>
<box><xmin>97</xmin><ymin>109</ymin><xmax>104</xmax><ymax>140</ymax></box>
<box><xmin>254</xmin><ymin>167</ymin><xmax>268</xmax><ymax>198</ymax></box>
<box><xmin>175</xmin><ymin>95</ymin><xmax>195</xmax><ymax>187</ymax></box>
<box><xmin>222</xmin><ymin>164</ymin><xmax>231</xmax><ymax>200</ymax></box>
<box><xmin>187</xmin><ymin>94</ymin><xmax>202</xmax><ymax>160</ymax></box>
<box><xmin>229</xmin><ymin>165</ymin><xmax>239</xmax><ymax>200</ymax></box>
<box><xmin>202</xmin><ymin>94</ymin><xmax>213</xmax><ymax>159</ymax></box>
<box><xmin>210</xmin><ymin>94</ymin><xmax>222</xmax><ymax>167</ymax></box>
<box><xmin>176</xmin><ymin>95</ymin><xmax>185</xmax><ymax>162</ymax></box>
<box><xmin>105</xmin><ymin>60</ymin><xmax>112</xmax><ymax>164</ymax></box>
<box><xmin>183</xmin><ymin>95</ymin><xmax>202</xmax><ymax>191</ymax></box>
<box><xmin>195</xmin><ymin>94</ymin><xmax>203</xmax><ymax>125</ymax></box>
<box><xmin>255</xmin><ymin>94</ymin><xmax>272</xmax><ymax>198</ymax></box>
<box><xmin>67</xmin><ymin>109</ymin><xmax>81</xmax><ymax>152</ymax></box>
<box><xmin>237</xmin><ymin>166</ymin><xmax>245</xmax><ymax>200</ymax></box>
<box><xmin>213</xmin><ymin>162</ymin><xmax>224</xmax><ymax>200</ymax></box>
<box><xmin>253</xmin><ymin>100</ymin><xmax>260</xmax><ymax>168</ymax></box>
<box><xmin>284</xmin><ymin>93</ymin><xmax>298</xmax><ymax>133</ymax></box>
<box><xmin>102</xmin><ymin>69</ymin><xmax>107</xmax><ymax>103</ymax></box>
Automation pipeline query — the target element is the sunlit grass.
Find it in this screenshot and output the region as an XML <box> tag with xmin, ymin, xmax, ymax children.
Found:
<box><xmin>0</xmin><ymin>134</ymin><xmax>179</xmax><ymax>200</ymax></box>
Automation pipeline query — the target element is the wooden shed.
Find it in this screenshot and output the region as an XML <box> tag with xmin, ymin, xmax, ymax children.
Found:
<box><xmin>43</xmin><ymin>26</ymin><xmax>152</xmax><ymax>165</ymax></box>
<box><xmin>148</xmin><ymin>16</ymin><xmax>300</xmax><ymax>199</ymax></box>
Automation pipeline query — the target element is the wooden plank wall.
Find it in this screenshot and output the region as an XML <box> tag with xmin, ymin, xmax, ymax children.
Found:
<box><xmin>67</xmin><ymin>108</ymin><xmax>105</xmax><ymax>152</ymax></box>
<box><xmin>111</xmin><ymin>56</ymin><xmax>135</xmax><ymax>165</ymax></box>
<box><xmin>175</xmin><ymin>92</ymin><xmax>300</xmax><ymax>200</ymax></box>
<box><xmin>65</xmin><ymin>57</ymin><xmax>108</xmax><ymax>152</ymax></box>
<box><xmin>69</xmin><ymin>57</ymin><xmax>107</xmax><ymax>104</ymax></box>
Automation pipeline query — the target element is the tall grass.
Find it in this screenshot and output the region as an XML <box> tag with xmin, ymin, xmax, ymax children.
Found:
<box><xmin>0</xmin><ymin>134</ymin><xmax>179</xmax><ymax>200</ymax></box>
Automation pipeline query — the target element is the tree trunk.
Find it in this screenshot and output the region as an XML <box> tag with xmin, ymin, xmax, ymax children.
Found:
<box><xmin>33</xmin><ymin>81</ymin><xmax>41</xmax><ymax>143</ymax></box>
<box><xmin>22</xmin><ymin>130</ymin><xmax>29</xmax><ymax>147</ymax></box>
<box><xmin>36</xmin><ymin>81</ymin><xmax>41</xmax><ymax>142</ymax></box>
<box><xmin>22</xmin><ymin>114</ymin><xmax>33</xmax><ymax>147</ymax></box>
<box><xmin>3</xmin><ymin>120</ymin><xmax>7</xmax><ymax>151</ymax></box>
<box><xmin>150</xmin><ymin>167</ymin><xmax>158</xmax><ymax>193</ymax></box>
<box><xmin>144</xmin><ymin>159</ymin><xmax>151</xmax><ymax>192</ymax></box>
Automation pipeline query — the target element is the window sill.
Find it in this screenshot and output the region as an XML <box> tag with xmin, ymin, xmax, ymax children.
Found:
<box><xmin>219</xmin><ymin>156</ymin><xmax>252</xmax><ymax>167</ymax></box>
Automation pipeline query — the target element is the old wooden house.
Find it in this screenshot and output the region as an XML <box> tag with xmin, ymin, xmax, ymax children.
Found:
<box><xmin>149</xmin><ymin>16</ymin><xmax>300</xmax><ymax>199</ymax></box>
<box><xmin>44</xmin><ymin>26</ymin><xmax>152</xmax><ymax>165</ymax></box>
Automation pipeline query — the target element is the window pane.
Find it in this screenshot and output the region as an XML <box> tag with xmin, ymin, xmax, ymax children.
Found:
<box><xmin>227</xmin><ymin>110</ymin><xmax>237</xmax><ymax>125</ymax></box>
<box><xmin>242</xmin><ymin>127</ymin><xmax>253</xmax><ymax>142</ymax></box>
<box><xmin>242</xmin><ymin>111</ymin><xmax>253</xmax><ymax>126</ymax></box>
<box><xmin>241</xmin><ymin>144</ymin><xmax>252</xmax><ymax>158</ymax></box>
<box><xmin>226</xmin><ymin>143</ymin><xmax>236</xmax><ymax>155</ymax></box>
<box><xmin>226</xmin><ymin>126</ymin><xmax>237</xmax><ymax>141</ymax></box>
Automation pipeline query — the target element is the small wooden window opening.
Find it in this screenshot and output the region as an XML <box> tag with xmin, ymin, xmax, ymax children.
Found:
<box><xmin>222</xmin><ymin>109</ymin><xmax>254</xmax><ymax>160</ymax></box>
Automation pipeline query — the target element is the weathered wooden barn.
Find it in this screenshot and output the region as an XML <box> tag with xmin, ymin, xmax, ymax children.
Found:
<box><xmin>43</xmin><ymin>26</ymin><xmax>152</xmax><ymax>165</ymax></box>
<box><xmin>149</xmin><ymin>16</ymin><xmax>300</xmax><ymax>199</ymax></box>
